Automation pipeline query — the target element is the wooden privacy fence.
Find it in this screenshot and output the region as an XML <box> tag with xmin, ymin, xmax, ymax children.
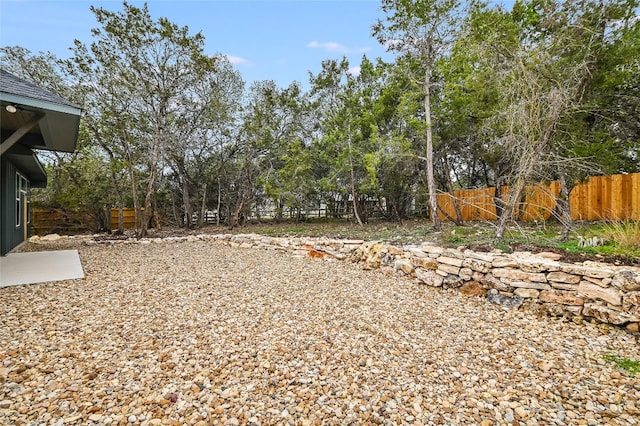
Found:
<box><xmin>437</xmin><ymin>172</ymin><xmax>640</xmax><ymax>222</ymax></box>
<box><xmin>31</xmin><ymin>208</ymin><xmax>91</xmax><ymax>235</ymax></box>
<box><xmin>109</xmin><ymin>208</ymin><xmax>137</xmax><ymax>230</ymax></box>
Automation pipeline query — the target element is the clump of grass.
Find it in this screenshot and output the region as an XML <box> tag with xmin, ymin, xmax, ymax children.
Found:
<box><xmin>603</xmin><ymin>353</ymin><xmax>640</xmax><ymax>376</ymax></box>
<box><xmin>600</xmin><ymin>220</ymin><xmax>640</xmax><ymax>250</ymax></box>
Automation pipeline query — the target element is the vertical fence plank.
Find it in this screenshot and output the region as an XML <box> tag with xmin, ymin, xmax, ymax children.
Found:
<box><xmin>434</xmin><ymin>172</ymin><xmax>639</xmax><ymax>223</ymax></box>
<box><xmin>632</xmin><ymin>173</ymin><xmax>640</xmax><ymax>220</ymax></box>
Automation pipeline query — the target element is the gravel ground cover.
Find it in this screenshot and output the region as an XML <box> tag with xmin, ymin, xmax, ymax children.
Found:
<box><xmin>1</xmin><ymin>240</ymin><xmax>639</xmax><ymax>425</ymax></box>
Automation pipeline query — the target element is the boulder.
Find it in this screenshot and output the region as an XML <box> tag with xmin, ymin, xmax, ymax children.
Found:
<box><xmin>414</xmin><ymin>268</ymin><xmax>444</xmax><ymax>287</ymax></box>
<box><xmin>514</xmin><ymin>288</ymin><xmax>540</xmax><ymax>299</ymax></box>
<box><xmin>582</xmin><ymin>303</ymin><xmax>639</xmax><ymax>325</ymax></box>
<box><xmin>460</xmin><ymin>281</ymin><xmax>487</xmax><ymax>297</ymax></box>
<box><xmin>412</xmin><ymin>257</ymin><xmax>438</xmax><ymax>270</ymax></box>
<box><xmin>437</xmin><ymin>256</ymin><xmax>464</xmax><ymax>267</ymax></box>
<box><xmin>539</xmin><ymin>290</ymin><xmax>584</xmax><ymax>306</ymax></box>
<box><xmin>394</xmin><ymin>258</ymin><xmax>414</xmax><ymax>275</ymax></box>
<box><xmin>577</xmin><ymin>281</ymin><xmax>622</xmax><ymax>306</ymax></box>
<box><xmin>611</xmin><ymin>270</ymin><xmax>640</xmax><ymax>292</ymax></box>
<box><xmin>622</xmin><ymin>291</ymin><xmax>640</xmax><ymax>315</ymax></box>
<box><xmin>492</xmin><ymin>268</ymin><xmax>547</xmax><ymax>283</ymax></box>
<box><xmin>487</xmin><ymin>289</ymin><xmax>523</xmax><ymax>309</ymax></box>
<box><xmin>546</xmin><ymin>271</ymin><xmax>581</xmax><ymax>284</ymax></box>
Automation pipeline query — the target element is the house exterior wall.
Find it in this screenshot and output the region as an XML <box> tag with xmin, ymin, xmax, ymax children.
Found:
<box><xmin>1</xmin><ymin>156</ymin><xmax>30</xmax><ymax>255</ymax></box>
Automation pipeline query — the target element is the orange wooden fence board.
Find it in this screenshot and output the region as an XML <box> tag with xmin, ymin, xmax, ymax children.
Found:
<box><xmin>110</xmin><ymin>208</ymin><xmax>138</xmax><ymax>229</ymax></box>
<box><xmin>569</xmin><ymin>173</ymin><xmax>640</xmax><ymax>220</ymax></box>
<box><xmin>438</xmin><ymin>173</ymin><xmax>639</xmax><ymax>222</ymax></box>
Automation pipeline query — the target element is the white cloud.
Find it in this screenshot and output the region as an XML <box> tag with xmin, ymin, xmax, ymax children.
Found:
<box><xmin>307</xmin><ymin>41</ymin><xmax>370</xmax><ymax>55</ymax></box>
<box><xmin>225</xmin><ymin>55</ymin><xmax>249</xmax><ymax>65</ymax></box>
<box><xmin>348</xmin><ymin>66</ymin><xmax>361</xmax><ymax>76</ymax></box>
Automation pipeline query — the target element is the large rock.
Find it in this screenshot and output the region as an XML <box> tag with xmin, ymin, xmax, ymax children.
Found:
<box><xmin>443</xmin><ymin>248</ymin><xmax>465</xmax><ymax>259</ymax></box>
<box><xmin>622</xmin><ymin>291</ymin><xmax>640</xmax><ymax>315</ymax></box>
<box><xmin>462</xmin><ymin>258</ymin><xmax>491</xmax><ymax>273</ymax></box>
<box><xmin>559</xmin><ymin>264</ymin><xmax>615</xmax><ymax>279</ymax></box>
<box><xmin>546</xmin><ymin>271</ymin><xmax>581</xmax><ymax>284</ymax></box>
<box><xmin>514</xmin><ymin>288</ymin><xmax>540</xmax><ymax>298</ymax></box>
<box><xmin>443</xmin><ymin>274</ymin><xmax>463</xmax><ymax>289</ymax></box>
<box><xmin>459</xmin><ymin>268</ymin><xmax>473</xmax><ymax>281</ymax></box>
<box><xmin>437</xmin><ymin>263</ymin><xmax>461</xmax><ymax>276</ymax></box>
<box><xmin>510</xmin><ymin>281</ymin><xmax>552</xmax><ymax>291</ymax></box>
<box><xmin>492</xmin><ymin>268</ymin><xmax>547</xmax><ymax>283</ymax></box>
<box><xmin>437</xmin><ymin>256</ymin><xmax>464</xmax><ymax>267</ymax></box>
<box><xmin>478</xmin><ymin>273</ymin><xmax>512</xmax><ymax>292</ymax></box>
<box><xmin>539</xmin><ymin>290</ymin><xmax>584</xmax><ymax>306</ymax></box>
<box><xmin>549</xmin><ymin>282</ymin><xmax>579</xmax><ymax>291</ymax></box>
<box><xmin>420</xmin><ymin>245</ymin><xmax>444</xmax><ymax>256</ymax></box>
<box><xmin>611</xmin><ymin>270</ymin><xmax>640</xmax><ymax>292</ymax></box>
<box><xmin>386</xmin><ymin>245</ymin><xmax>404</xmax><ymax>255</ymax></box>
<box><xmin>582</xmin><ymin>303</ymin><xmax>639</xmax><ymax>325</ymax></box>
<box><xmin>414</xmin><ymin>268</ymin><xmax>444</xmax><ymax>287</ymax></box>
<box><xmin>463</xmin><ymin>250</ymin><xmax>495</xmax><ymax>263</ymax></box>
<box><xmin>487</xmin><ymin>289</ymin><xmax>523</xmax><ymax>309</ymax></box>
<box><xmin>460</xmin><ymin>281</ymin><xmax>487</xmax><ymax>297</ymax></box>
<box><xmin>412</xmin><ymin>257</ymin><xmax>438</xmax><ymax>270</ymax></box>
<box><xmin>577</xmin><ymin>281</ymin><xmax>622</xmax><ymax>306</ymax></box>
<box><xmin>492</xmin><ymin>257</ymin><xmax>518</xmax><ymax>268</ymax></box>
<box><xmin>512</xmin><ymin>253</ymin><xmax>560</xmax><ymax>273</ymax></box>
<box><xmin>394</xmin><ymin>258</ymin><xmax>414</xmax><ymax>275</ymax></box>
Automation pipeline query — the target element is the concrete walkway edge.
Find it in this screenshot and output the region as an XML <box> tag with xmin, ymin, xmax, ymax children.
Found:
<box><xmin>0</xmin><ymin>250</ymin><xmax>84</xmax><ymax>287</ymax></box>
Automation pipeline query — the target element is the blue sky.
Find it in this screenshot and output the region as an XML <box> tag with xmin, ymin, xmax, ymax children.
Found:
<box><xmin>0</xmin><ymin>0</ymin><xmax>396</xmax><ymax>89</ymax></box>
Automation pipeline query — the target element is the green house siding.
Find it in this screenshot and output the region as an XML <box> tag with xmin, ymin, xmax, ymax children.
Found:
<box><xmin>1</xmin><ymin>69</ymin><xmax>81</xmax><ymax>255</ymax></box>
<box><xmin>0</xmin><ymin>156</ymin><xmax>31</xmax><ymax>255</ymax></box>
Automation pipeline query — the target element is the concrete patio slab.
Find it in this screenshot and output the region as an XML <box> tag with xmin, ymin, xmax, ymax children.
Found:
<box><xmin>0</xmin><ymin>250</ymin><xmax>84</xmax><ymax>287</ymax></box>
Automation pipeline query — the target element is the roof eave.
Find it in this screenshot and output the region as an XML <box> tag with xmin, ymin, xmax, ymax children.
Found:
<box><xmin>0</xmin><ymin>93</ymin><xmax>82</xmax><ymax>153</ymax></box>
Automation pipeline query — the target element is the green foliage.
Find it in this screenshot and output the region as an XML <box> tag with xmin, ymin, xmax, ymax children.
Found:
<box><xmin>34</xmin><ymin>146</ymin><xmax>115</xmax><ymax>231</ymax></box>
<box><xmin>603</xmin><ymin>354</ymin><xmax>640</xmax><ymax>376</ymax></box>
<box><xmin>4</xmin><ymin>0</ymin><xmax>639</xmax><ymax>236</ymax></box>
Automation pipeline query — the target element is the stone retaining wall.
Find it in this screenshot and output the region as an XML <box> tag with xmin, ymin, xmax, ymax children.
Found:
<box><xmin>33</xmin><ymin>232</ymin><xmax>640</xmax><ymax>332</ymax></box>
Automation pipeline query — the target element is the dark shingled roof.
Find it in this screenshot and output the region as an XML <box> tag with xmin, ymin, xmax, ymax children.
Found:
<box><xmin>0</xmin><ymin>68</ymin><xmax>80</xmax><ymax>109</ymax></box>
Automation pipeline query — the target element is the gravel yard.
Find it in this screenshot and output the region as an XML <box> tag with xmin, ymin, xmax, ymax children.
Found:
<box><xmin>1</xmin><ymin>240</ymin><xmax>639</xmax><ymax>425</ymax></box>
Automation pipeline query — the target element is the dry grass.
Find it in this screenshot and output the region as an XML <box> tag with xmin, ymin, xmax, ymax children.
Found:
<box><xmin>601</xmin><ymin>220</ymin><xmax>640</xmax><ymax>250</ymax></box>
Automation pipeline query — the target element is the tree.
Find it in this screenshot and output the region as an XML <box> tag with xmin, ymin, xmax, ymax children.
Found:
<box><xmin>242</xmin><ymin>81</ymin><xmax>313</xmax><ymax>221</ymax></box>
<box><xmin>464</xmin><ymin>0</ymin><xmax>640</xmax><ymax>240</ymax></box>
<box><xmin>373</xmin><ymin>0</ymin><xmax>462</xmax><ymax>230</ymax></box>
<box><xmin>310</xmin><ymin>56</ymin><xmax>385</xmax><ymax>225</ymax></box>
<box><xmin>70</xmin><ymin>1</ymin><xmax>221</xmax><ymax>236</ymax></box>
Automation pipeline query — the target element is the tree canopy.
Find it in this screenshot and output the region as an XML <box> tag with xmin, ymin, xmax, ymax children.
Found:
<box><xmin>2</xmin><ymin>0</ymin><xmax>638</xmax><ymax>239</ymax></box>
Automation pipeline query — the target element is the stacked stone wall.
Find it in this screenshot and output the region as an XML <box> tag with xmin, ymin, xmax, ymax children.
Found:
<box><xmin>34</xmin><ymin>232</ymin><xmax>640</xmax><ymax>332</ymax></box>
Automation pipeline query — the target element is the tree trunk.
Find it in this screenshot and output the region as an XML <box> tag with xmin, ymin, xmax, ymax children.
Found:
<box><xmin>347</xmin><ymin>137</ymin><xmax>364</xmax><ymax>226</ymax></box>
<box><xmin>199</xmin><ymin>183</ymin><xmax>207</xmax><ymax>227</ymax></box>
<box><xmin>127</xmin><ymin>161</ymin><xmax>141</xmax><ymax>235</ymax></box>
<box><xmin>495</xmin><ymin>122</ymin><xmax>558</xmax><ymax>241</ymax></box>
<box><xmin>557</xmin><ymin>173</ymin><xmax>573</xmax><ymax>241</ymax></box>
<box><xmin>216</xmin><ymin>177</ymin><xmax>222</xmax><ymax>226</ymax></box>
<box><xmin>229</xmin><ymin>199</ymin><xmax>245</xmax><ymax>230</ymax></box>
<box><xmin>182</xmin><ymin>174</ymin><xmax>193</xmax><ymax>228</ymax></box>
<box><xmin>494</xmin><ymin>179</ymin><xmax>504</xmax><ymax>220</ymax></box>
<box><xmin>172</xmin><ymin>195</ymin><xmax>181</xmax><ymax>228</ymax></box>
<box><xmin>110</xmin><ymin>165</ymin><xmax>125</xmax><ymax>234</ymax></box>
<box><xmin>141</xmin><ymin>137</ymin><xmax>160</xmax><ymax>237</ymax></box>
<box><xmin>424</xmin><ymin>64</ymin><xmax>441</xmax><ymax>230</ymax></box>
<box><xmin>121</xmin><ymin>131</ymin><xmax>141</xmax><ymax>235</ymax></box>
